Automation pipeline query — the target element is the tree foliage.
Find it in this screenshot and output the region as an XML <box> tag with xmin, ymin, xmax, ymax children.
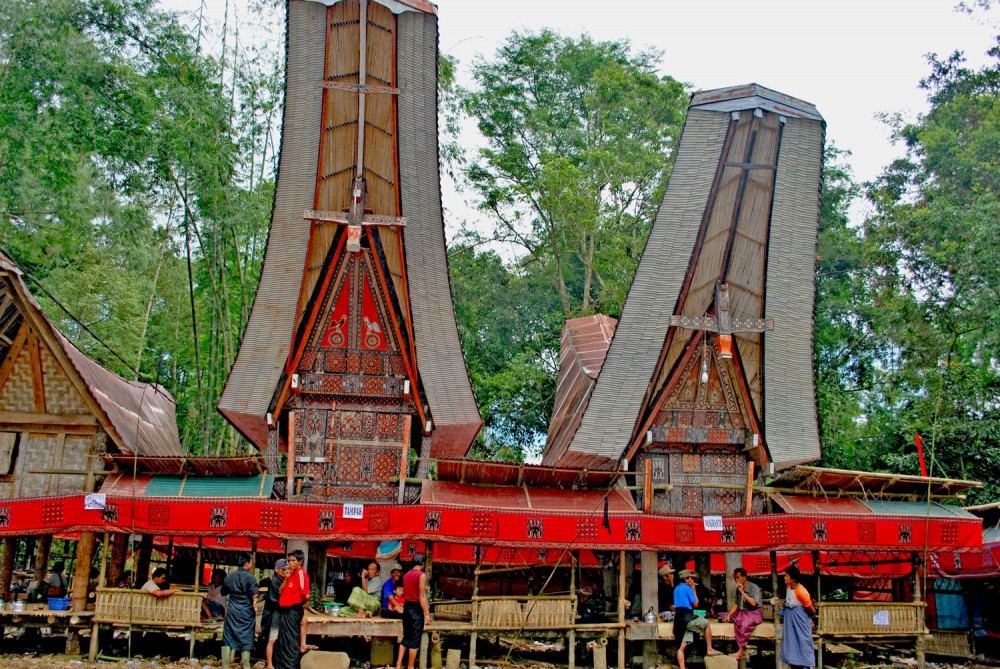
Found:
<box><xmin>450</xmin><ymin>31</ymin><xmax>688</xmax><ymax>454</ymax></box>
<box><xmin>0</xmin><ymin>0</ymin><xmax>282</xmax><ymax>454</ymax></box>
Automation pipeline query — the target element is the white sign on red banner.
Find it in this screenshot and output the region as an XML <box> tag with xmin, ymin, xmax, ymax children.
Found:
<box><xmin>343</xmin><ymin>503</ymin><xmax>364</xmax><ymax>519</ymax></box>
<box><xmin>703</xmin><ymin>516</ymin><xmax>724</xmax><ymax>531</ymax></box>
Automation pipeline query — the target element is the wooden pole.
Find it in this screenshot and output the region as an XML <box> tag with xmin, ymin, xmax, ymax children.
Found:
<box><xmin>771</xmin><ymin>551</ymin><xmax>781</xmax><ymax>669</ymax></box>
<box><xmin>569</xmin><ymin>551</ymin><xmax>577</xmax><ymax>669</ymax></box>
<box><xmin>813</xmin><ymin>551</ymin><xmax>823</xmax><ymax>669</ymax></box>
<box><xmin>0</xmin><ymin>537</ymin><xmax>15</xmax><ymax>602</ymax></box>
<box><xmin>31</xmin><ymin>534</ymin><xmax>52</xmax><ymax>599</ymax></box>
<box><xmin>107</xmin><ymin>533</ymin><xmax>127</xmax><ymax>587</ymax></box>
<box><xmin>618</xmin><ymin>550</ymin><xmax>626</xmax><ymax>669</ymax></box>
<box><xmin>88</xmin><ymin>532</ymin><xmax>110</xmax><ymax>662</ymax></box>
<box><xmin>194</xmin><ymin>537</ymin><xmax>203</xmax><ymax>593</ymax></box>
<box><xmin>913</xmin><ymin>552</ymin><xmax>925</xmax><ymax>669</ymax></box>
<box><xmin>470</xmin><ymin>548</ymin><xmax>480</xmax><ymax>669</ymax></box>
<box><xmin>70</xmin><ymin>532</ymin><xmax>96</xmax><ymax>611</ymax></box>
<box><xmin>641</xmin><ymin>551</ymin><xmax>659</xmax><ymax>669</ymax></box>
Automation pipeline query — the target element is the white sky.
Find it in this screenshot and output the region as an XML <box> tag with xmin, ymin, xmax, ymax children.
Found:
<box><xmin>164</xmin><ymin>0</ymin><xmax>1000</xmax><ymax>225</ymax></box>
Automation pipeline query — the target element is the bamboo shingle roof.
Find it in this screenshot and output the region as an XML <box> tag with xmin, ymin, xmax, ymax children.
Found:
<box><xmin>554</xmin><ymin>84</ymin><xmax>824</xmax><ymax>471</ymax></box>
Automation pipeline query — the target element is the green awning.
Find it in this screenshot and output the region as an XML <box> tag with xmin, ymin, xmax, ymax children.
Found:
<box><xmin>145</xmin><ymin>475</ymin><xmax>274</xmax><ymax>498</ymax></box>
<box><xmin>862</xmin><ymin>500</ymin><xmax>976</xmax><ymax>518</ymax></box>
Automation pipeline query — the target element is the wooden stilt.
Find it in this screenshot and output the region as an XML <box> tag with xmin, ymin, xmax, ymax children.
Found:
<box><xmin>107</xmin><ymin>533</ymin><xmax>127</xmax><ymax>587</ymax></box>
<box><xmin>569</xmin><ymin>551</ymin><xmax>577</xmax><ymax>669</ymax></box>
<box><xmin>913</xmin><ymin>552</ymin><xmax>926</xmax><ymax>669</ymax></box>
<box><xmin>618</xmin><ymin>550</ymin><xmax>626</xmax><ymax>669</ymax></box>
<box><xmin>641</xmin><ymin>551</ymin><xmax>659</xmax><ymax>669</ymax></box>
<box><xmin>88</xmin><ymin>532</ymin><xmax>110</xmax><ymax>662</ymax></box>
<box><xmin>813</xmin><ymin>551</ymin><xmax>822</xmax><ymax>669</ymax></box>
<box><xmin>32</xmin><ymin>534</ymin><xmax>52</xmax><ymax>598</ymax></box>
<box><xmin>771</xmin><ymin>551</ymin><xmax>781</xmax><ymax>669</ymax></box>
<box><xmin>0</xmin><ymin>537</ymin><xmax>15</xmax><ymax>601</ymax></box>
<box><xmin>470</xmin><ymin>548</ymin><xmax>480</xmax><ymax>669</ymax></box>
<box><xmin>70</xmin><ymin>532</ymin><xmax>95</xmax><ymax>611</ymax></box>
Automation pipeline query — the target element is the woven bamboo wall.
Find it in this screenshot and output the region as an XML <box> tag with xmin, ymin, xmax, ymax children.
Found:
<box><xmin>817</xmin><ymin>602</ymin><xmax>925</xmax><ymax>637</ymax></box>
<box><xmin>94</xmin><ymin>588</ymin><xmax>202</xmax><ymax>627</ymax></box>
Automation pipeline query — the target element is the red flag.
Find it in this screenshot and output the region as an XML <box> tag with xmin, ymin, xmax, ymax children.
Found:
<box><xmin>914</xmin><ymin>434</ymin><xmax>928</xmax><ymax>477</ymax></box>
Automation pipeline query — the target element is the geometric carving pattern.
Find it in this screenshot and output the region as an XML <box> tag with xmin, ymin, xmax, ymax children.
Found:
<box><xmin>767</xmin><ymin>520</ymin><xmax>788</xmax><ymax>543</ymax></box>
<box><xmin>939</xmin><ymin>523</ymin><xmax>959</xmax><ymax>544</ymax></box>
<box><xmin>577</xmin><ymin>518</ymin><xmax>598</xmax><ymax>542</ymax></box>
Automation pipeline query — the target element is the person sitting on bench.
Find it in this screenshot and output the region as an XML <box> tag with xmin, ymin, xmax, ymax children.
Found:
<box><xmin>724</xmin><ymin>567</ymin><xmax>763</xmax><ymax>661</ymax></box>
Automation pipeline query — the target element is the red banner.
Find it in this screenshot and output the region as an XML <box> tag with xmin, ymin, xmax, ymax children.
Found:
<box><xmin>0</xmin><ymin>494</ymin><xmax>981</xmax><ymax>553</ymax></box>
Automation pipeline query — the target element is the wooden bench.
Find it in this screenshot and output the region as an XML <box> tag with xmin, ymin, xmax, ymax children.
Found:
<box><xmin>475</xmin><ymin>595</ymin><xmax>575</xmax><ymax>630</ymax></box>
<box><xmin>89</xmin><ymin>588</ymin><xmax>208</xmax><ymax>660</ymax></box>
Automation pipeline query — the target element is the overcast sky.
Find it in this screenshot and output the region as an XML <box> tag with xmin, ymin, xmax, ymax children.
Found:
<box><xmin>164</xmin><ymin>0</ymin><xmax>999</xmax><ymax>224</ymax></box>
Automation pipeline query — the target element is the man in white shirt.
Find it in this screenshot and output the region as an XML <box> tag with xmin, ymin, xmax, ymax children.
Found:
<box><xmin>141</xmin><ymin>568</ymin><xmax>178</xmax><ymax>599</ymax></box>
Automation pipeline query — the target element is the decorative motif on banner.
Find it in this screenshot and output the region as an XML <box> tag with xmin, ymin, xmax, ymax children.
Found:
<box><xmin>578</xmin><ymin>518</ymin><xmax>598</xmax><ymax>541</ymax></box>
<box><xmin>752</xmin><ymin>555</ymin><xmax>771</xmax><ymax>572</ymax></box>
<box><xmin>898</xmin><ymin>524</ymin><xmax>912</xmax><ymax>544</ymax></box>
<box><xmin>149</xmin><ymin>504</ymin><xmax>170</xmax><ymax>527</ymax></box>
<box><xmin>406</xmin><ymin>542</ymin><xmax>417</xmax><ymax>556</ymax></box>
<box><xmin>209</xmin><ymin>506</ymin><xmax>228</xmax><ymax>528</ymax></box>
<box><xmin>0</xmin><ymin>507</ymin><xmax>10</xmax><ymax>527</ymax></box>
<box><xmin>721</xmin><ymin>524</ymin><xmax>736</xmax><ymax>544</ymax></box>
<box><xmin>526</xmin><ymin>518</ymin><xmax>544</xmax><ymax>539</ymax></box>
<box><xmin>625</xmin><ymin>521</ymin><xmax>642</xmax><ymax>541</ymax></box>
<box><xmin>537</xmin><ymin>550</ymin><xmax>547</xmax><ymax>561</ymax></box>
<box><xmin>767</xmin><ymin>520</ymin><xmax>787</xmax><ymax>542</ymax></box>
<box><xmin>954</xmin><ymin>553</ymin><xmax>962</xmax><ymax>570</ymax></box>
<box><xmin>473</xmin><ymin>545</ymin><xmax>483</xmax><ymax>561</ymax></box>
<box><xmin>675</xmin><ymin>522</ymin><xmax>695</xmax><ymax>544</ymax></box>
<box><xmin>43</xmin><ymin>501</ymin><xmax>64</xmax><ymax>525</ymax></box>
<box><xmin>317</xmin><ymin>510</ymin><xmax>335</xmax><ymax>531</ymax></box>
<box><xmin>499</xmin><ymin>547</ymin><xmax>515</xmax><ymax>562</ymax></box>
<box><xmin>812</xmin><ymin>522</ymin><xmax>828</xmax><ymax>542</ymax></box>
<box><xmin>940</xmin><ymin>524</ymin><xmax>959</xmax><ymax>544</ymax></box>
<box><xmin>858</xmin><ymin>522</ymin><xmax>876</xmax><ymax>543</ymax></box>
<box><xmin>470</xmin><ymin>512</ymin><xmax>495</xmax><ymax>537</ymax></box>
<box><xmin>368</xmin><ymin>508</ymin><xmax>390</xmax><ymax>532</ymax></box>
<box><xmin>424</xmin><ymin>510</ymin><xmax>441</xmax><ymax>531</ymax></box>
<box><xmin>100</xmin><ymin>503</ymin><xmax>117</xmax><ymax>524</ymax></box>
<box><xmin>217</xmin><ymin>536</ymin><xmax>226</xmax><ymax>544</ymax></box>
<box><xmin>340</xmin><ymin>542</ymin><xmax>353</xmax><ymax>552</ymax></box>
<box><xmin>260</xmin><ymin>507</ymin><xmax>282</xmax><ymax>530</ymax></box>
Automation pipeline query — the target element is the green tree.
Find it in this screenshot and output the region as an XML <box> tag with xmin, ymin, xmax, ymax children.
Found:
<box><xmin>461</xmin><ymin>30</ymin><xmax>688</xmax><ymax>317</ymax></box>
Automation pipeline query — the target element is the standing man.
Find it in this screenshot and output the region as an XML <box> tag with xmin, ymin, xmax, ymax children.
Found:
<box><xmin>261</xmin><ymin>559</ymin><xmax>288</xmax><ymax>669</ymax></box>
<box><xmin>674</xmin><ymin>569</ymin><xmax>720</xmax><ymax>669</ymax></box>
<box><xmin>723</xmin><ymin>567</ymin><xmax>763</xmax><ymax>661</ymax></box>
<box><xmin>222</xmin><ymin>553</ymin><xmax>258</xmax><ymax>669</ymax></box>
<box><xmin>275</xmin><ymin>550</ymin><xmax>310</xmax><ymax>669</ymax></box>
<box><xmin>657</xmin><ymin>564</ymin><xmax>675</xmax><ymax>619</ymax></box>
<box><xmin>394</xmin><ymin>554</ymin><xmax>432</xmax><ymax>669</ymax></box>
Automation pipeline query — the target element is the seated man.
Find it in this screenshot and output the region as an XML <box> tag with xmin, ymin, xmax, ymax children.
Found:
<box><xmin>674</xmin><ymin>569</ymin><xmax>719</xmax><ymax>669</ymax></box>
<box><xmin>141</xmin><ymin>568</ymin><xmax>179</xmax><ymax>599</ymax></box>
<box><xmin>203</xmin><ymin>568</ymin><xmax>228</xmax><ymax>620</ymax></box>
<box><xmin>723</xmin><ymin>567</ymin><xmax>763</xmax><ymax>661</ymax></box>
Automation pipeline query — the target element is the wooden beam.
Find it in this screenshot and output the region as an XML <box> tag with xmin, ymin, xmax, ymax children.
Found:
<box><xmin>27</xmin><ymin>329</ymin><xmax>45</xmax><ymax>413</ymax></box>
<box><xmin>0</xmin><ymin>323</ymin><xmax>28</xmax><ymax>393</ymax></box>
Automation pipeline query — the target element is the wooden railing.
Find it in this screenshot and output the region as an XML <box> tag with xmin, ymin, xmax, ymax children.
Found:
<box><xmin>473</xmin><ymin>595</ymin><xmax>575</xmax><ymax>630</ymax></box>
<box><xmin>817</xmin><ymin>602</ymin><xmax>926</xmax><ymax>637</ymax></box>
<box><xmin>94</xmin><ymin>588</ymin><xmax>202</xmax><ymax>628</ymax></box>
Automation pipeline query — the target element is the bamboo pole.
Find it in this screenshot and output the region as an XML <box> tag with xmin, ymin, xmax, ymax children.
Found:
<box><xmin>913</xmin><ymin>552</ymin><xmax>925</xmax><ymax>669</ymax></box>
<box><xmin>814</xmin><ymin>551</ymin><xmax>823</xmax><ymax>669</ymax></box>
<box><xmin>569</xmin><ymin>551</ymin><xmax>577</xmax><ymax>669</ymax></box>
<box><xmin>470</xmin><ymin>549</ymin><xmax>480</xmax><ymax>669</ymax></box>
<box><xmin>771</xmin><ymin>551</ymin><xmax>781</xmax><ymax>669</ymax></box>
<box><xmin>88</xmin><ymin>532</ymin><xmax>110</xmax><ymax>662</ymax></box>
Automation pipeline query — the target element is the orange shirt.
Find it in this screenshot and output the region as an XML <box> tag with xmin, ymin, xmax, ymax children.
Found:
<box><xmin>792</xmin><ymin>584</ymin><xmax>812</xmax><ymax>608</ymax></box>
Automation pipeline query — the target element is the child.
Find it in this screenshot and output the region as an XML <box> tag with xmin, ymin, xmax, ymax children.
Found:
<box><xmin>384</xmin><ymin>583</ymin><xmax>405</xmax><ymax>618</ymax></box>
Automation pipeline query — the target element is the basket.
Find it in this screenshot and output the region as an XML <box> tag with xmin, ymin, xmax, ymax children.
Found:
<box><xmin>48</xmin><ymin>597</ymin><xmax>71</xmax><ymax>611</ymax></box>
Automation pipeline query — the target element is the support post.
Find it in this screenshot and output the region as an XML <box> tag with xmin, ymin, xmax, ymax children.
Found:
<box><xmin>286</xmin><ymin>411</ymin><xmax>296</xmax><ymax>497</ymax></box>
<box><xmin>913</xmin><ymin>552</ymin><xmax>925</xmax><ymax>669</ymax></box>
<box><xmin>618</xmin><ymin>551</ymin><xmax>626</xmax><ymax>669</ymax></box>
<box><xmin>470</xmin><ymin>548</ymin><xmax>480</xmax><ymax>669</ymax></box>
<box><xmin>31</xmin><ymin>534</ymin><xmax>52</xmax><ymax>599</ymax></box>
<box><xmin>194</xmin><ymin>537</ymin><xmax>203</xmax><ymax>593</ymax></box>
<box><xmin>569</xmin><ymin>551</ymin><xmax>577</xmax><ymax>669</ymax></box>
<box><xmin>641</xmin><ymin>551</ymin><xmax>659</xmax><ymax>669</ymax></box>
<box><xmin>88</xmin><ymin>532</ymin><xmax>109</xmax><ymax>662</ymax></box>
<box><xmin>107</xmin><ymin>533</ymin><xmax>127</xmax><ymax>587</ymax></box>
<box><xmin>134</xmin><ymin>534</ymin><xmax>153</xmax><ymax>585</ymax></box>
<box><xmin>771</xmin><ymin>551</ymin><xmax>781</xmax><ymax>669</ymax></box>
<box><xmin>0</xmin><ymin>537</ymin><xmax>15</xmax><ymax>602</ymax></box>
<box><xmin>70</xmin><ymin>532</ymin><xmax>95</xmax><ymax>611</ymax></box>
<box><xmin>813</xmin><ymin>551</ymin><xmax>822</xmax><ymax>669</ymax></box>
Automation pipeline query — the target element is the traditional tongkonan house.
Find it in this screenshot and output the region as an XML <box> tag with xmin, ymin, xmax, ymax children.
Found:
<box><xmin>0</xmin><ymin>252</ymin><xmax>182</xmax><ymax>636</ymax></box>
<box><xmin>0</xmin><ymin>2</ymin><xmax>988</xmax><ymax>668</ymax></box>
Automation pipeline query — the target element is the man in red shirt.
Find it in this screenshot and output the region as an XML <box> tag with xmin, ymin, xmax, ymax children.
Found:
<box><xmin>274</xmin><ymin>550</ymin><xmax>310</xmax><ymax>669</ymax></box>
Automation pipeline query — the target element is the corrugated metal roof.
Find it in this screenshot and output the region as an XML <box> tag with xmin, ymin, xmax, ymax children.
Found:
<box><xmin>145</xmin><ymin>475</ymin><xmax>274</xmax><ymax>498</ymax></box>
<box><xmin>861</xmin><ymin>500</ymin><xmax>976</xmax><ymax>519</ymax></box>
<box><xmin>421</xmin><ymin>479</ymin><xmax>636</xmax><ymax>513</ymax></box>
<box><xmin>0</xmin><ymin>254</ymin><xmax>181</xmax><ymax>457</ymax></box>
<box><xmin>543</xmin><ymin>315</ymin><xmax>617</xmax><ymax>466</ymax></box>
<box><xmin>771</xmin><ymin>494</ymin><xmax>872</xmax><ymax>515</ymax></box>
<box><xmin>102</xmin><ymin>455</ymin><xmax>265</xmax><ymax>476</ymax></box>
<box><xmin>433</xmin><ymin>458</ymin><xmax>618</xmax><ymax>489</ymax></box>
